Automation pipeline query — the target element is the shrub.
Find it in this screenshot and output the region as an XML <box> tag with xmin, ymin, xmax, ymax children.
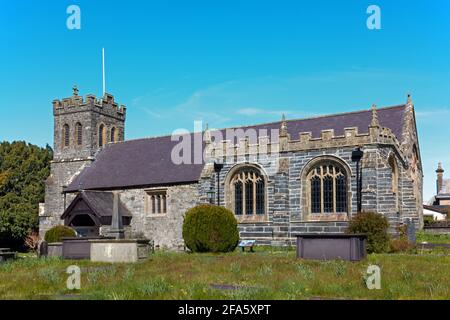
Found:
<box><xmin>44</xmin><ymin>225</ymin><xmax>76</xmax><ymax>243</ymax></box>
<box><xmin>24</xmin><ymin>232</ymin><xmax>40</xmax><ymax>253</ymax></box>
<box><xmin>423</xmin><ymin>215</ymin><xmax>435</xmax><ymax>227</ymax></box>
<box><xmin>182</xmin><ymin>205</ymin><xmax>239</xmax><ymax>253</ymax></box>
<box><xmin>347</xmin><ymin>212</ymin><xmax>390</xmax><ymax>253</ymax></box>
<box><xmin>389</xmin><ymin>238</ymin><xmax>415</xmax><ymax>253</ymax></box>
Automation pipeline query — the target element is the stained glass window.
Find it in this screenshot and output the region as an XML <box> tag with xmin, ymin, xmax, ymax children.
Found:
<box><xmin>311</xmin><ymin>176</ymin><xmax>321</xmax><ymax>213</ymax></box>
<box><xmin>230</xmin><ymin>168</ymin><xmax>265</xmax><ymax>216</ymax></box>
<box><xmin>245</xmin><ymin>181</ymin><xmax>253</xmax><ymax>215</ymax></box>
<box><xmin>336</xmin><ymin>175</ymin><xmax>347</xmax><ymax>212</ymax></box>
<box><xmin>235</xmin><ymin>182</ymin><xmax>243</xmax><ymax>215</ymax></box>
<box><xmin>308</xmin><ymin>163</ymin><xmax>348</xmax><ymax>214</ymax></box>
<box><xmin>256</xmin><ymin>180</ymin><xmax>265</xmax><ymax>215</ymax></box>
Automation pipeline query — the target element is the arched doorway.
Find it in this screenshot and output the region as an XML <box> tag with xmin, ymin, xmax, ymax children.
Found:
<box><xmin>67</xmin><ymin>213</ymin><xmax>100</xmax><ymax>237</ymax></box>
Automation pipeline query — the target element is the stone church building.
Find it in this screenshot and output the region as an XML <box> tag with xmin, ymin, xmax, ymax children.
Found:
<box><xmin>39</xmin><ymin>87</ymin><xmax>423</xmax><ymax>249</ymax></box>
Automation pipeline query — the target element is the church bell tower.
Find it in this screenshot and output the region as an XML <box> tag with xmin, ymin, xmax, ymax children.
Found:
<box><xmin>39</xmin><ymin>86</ymin><xmax>126</xmax><ymax>238</ymax></box>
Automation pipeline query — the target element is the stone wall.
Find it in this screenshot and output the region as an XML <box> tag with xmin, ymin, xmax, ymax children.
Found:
<box><xmin>200</xmin><ymin>147</ymin><xmax>361</xmax><ymax>243</ymax></box>
<box><xmin>39</xmin><ymin>160</ymin><xmax>87</xmax><ymax>238</ymax></box>
<box><xmin>116</xmin><ymin>184</ymin><xmax>199</xmax><ymax>250</ymax></box>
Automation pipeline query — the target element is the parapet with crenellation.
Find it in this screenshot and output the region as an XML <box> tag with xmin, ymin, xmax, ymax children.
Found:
<box><xmin>206</xmin><ymin>123</ymin><xmax>402</xmax><ymax>161</ymax></box>
<box><xmin>53</xmin><ymin>89</ymin><xmax>126</xmax><ymax>120</ymax></box>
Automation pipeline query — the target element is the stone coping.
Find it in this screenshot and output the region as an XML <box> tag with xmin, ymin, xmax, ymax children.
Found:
<box><xmin>239</xmin><ymin>220</ymin><xmax>350</xmax><ymax>225</ymax></box>
<box><xmin>296</xmin><ymin>233</ymin><xmax>367</xmax><ymax>239</ymax></box>
<box><xmin>290</xmin><ymin>220</ymin><xmax>350</xmax><ymax>224</ymax></box>
<box><xmin>88</xmin><ymin>239</ymin><xmax>150</xmax><ymax>244</ymax></box>
<box><xmin>61</xmin><ymin>237</ymin><xmax>114</xmax><ymax>241</ymax></box>
<box><xmin>58</xmin><ymin>238</ymin><xmax>151</xmax><ymax>244</ymax></box>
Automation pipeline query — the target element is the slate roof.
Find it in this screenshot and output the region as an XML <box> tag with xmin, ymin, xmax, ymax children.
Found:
<box><xmin>423</xmin><ymin>205</ymin><xmax>450</xmax><ymax>214</ymax></box>
<box><xmin>65</xmin><ymin>104</ymin><xmax>407</xmax><ymax>192</ymax></box>
<box><xmin>61</xmin><ymin>191</ymin><xmax>132</xmax><ymax>219</ymax></box>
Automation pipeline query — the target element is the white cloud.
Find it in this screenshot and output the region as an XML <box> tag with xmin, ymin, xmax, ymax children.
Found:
<box><xmin>140</xmin><ymin>107</ymin><xmax>163</xmax><ymax>119</ymax></box>
<box><xmin>416</xmin><ymin>108</ymin><xmax>450</xmax><ymax>117</ymax></box>
<box><xmin>236</xmin><ymin>108</ymin><xmax>286</xmax><ymax>116</ymax></box>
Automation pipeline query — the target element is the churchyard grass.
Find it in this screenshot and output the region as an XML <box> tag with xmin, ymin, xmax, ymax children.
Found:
<box><xmin>416</xmin><ymin>231</ymin><xmax>450</xmax><ymax>244</ymax></box>
<box><xmin>0</xmin><ymin>248</ymin><xmax>449</xmax><ymax>300</ymax></box>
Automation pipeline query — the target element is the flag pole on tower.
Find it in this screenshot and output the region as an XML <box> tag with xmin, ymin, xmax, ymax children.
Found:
<box><xmin>102</xmin><ymin>48</ymin><xmax>106</xmax><ymax>95</ymax></box>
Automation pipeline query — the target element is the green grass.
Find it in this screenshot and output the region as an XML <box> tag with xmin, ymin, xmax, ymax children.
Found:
<box><xmin>416</xmin><ymin>232</ymin><xmax>450</xmax><ymax>244</ymax></box>
<box><xmin>0</xmin><ymin>249</ymin><xmax>449</xmax><ymax>300</ymax></box>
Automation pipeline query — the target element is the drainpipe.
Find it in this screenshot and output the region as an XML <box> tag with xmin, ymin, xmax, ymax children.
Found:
<box><xmin>214</xmin><ymin>162</ymin><xmax>224</xmax><ymax>206</ymax></box>
<box><xmin>62</xmin><ymin>186</ymin><xmax>67</xmax><ymax>211</ymax></box>
<box><xmin>352</xmin><ymin>148</ymin><xmax>364</xmax><ymax>213</ymax></box>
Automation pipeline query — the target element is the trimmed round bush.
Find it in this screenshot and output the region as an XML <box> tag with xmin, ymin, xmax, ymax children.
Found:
<box><xmin>44</xmin><ymin>225</ymin><xmax>76</xmax><ymax>243</ymax></box>
<box><xmin>182</xmin><ymin>205</ymin><xmax>239</xmax><ymax>253</ymax></box>
<box><xmin>347</xmin><ymin>212</ymin><xmax>390</xmax><ymax>253</ymax></box>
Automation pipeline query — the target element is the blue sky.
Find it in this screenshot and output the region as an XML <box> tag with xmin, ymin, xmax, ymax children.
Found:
<box><xmin>1</xmin><ymin>0</ymin><xmax>449</xmax><ymax>201</ymax></box>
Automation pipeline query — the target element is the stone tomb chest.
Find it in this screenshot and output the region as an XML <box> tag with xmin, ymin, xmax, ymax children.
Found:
<box><xmin>296</xmin><ymin>234</ymin><xmax>367</xmax><ymax>261</ymax></box>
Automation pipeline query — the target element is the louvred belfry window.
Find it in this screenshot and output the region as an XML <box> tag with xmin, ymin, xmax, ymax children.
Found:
<box><xmin>75</xmin><ymin>122</ymin><xmax>82</xmax><ymax>146</ymax></box>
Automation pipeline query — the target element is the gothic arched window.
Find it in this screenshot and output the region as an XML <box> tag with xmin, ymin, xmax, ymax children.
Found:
<box><xmin>388</xmin><ymin>155</ymin><xmax>398</xmax><ymax>194</ymax></box>
<box><xmin>229</xmin><ymin>167</ymin><xmax>266</xmax><ymax>216</ymax></box>
<box><xmin>98</xmin><ymin>124</ymin><xmax>106</xmax><ymax>147</ymax></box>
<box><xmin>63</xmin><ymin>124</ymin><xmax>70</xmax><ymax>147</ymax></box>
<box><xmin>75</xmin><ymin>122</ymin><xmax>83</xmax><ymax>146</ymax></box>
<box><xmin>388</xmin><ymin>154</ymin><xmax>399</xmax><ymax>212</ymax></box>
<box><xmin>307</xmin><ymin>163</ymin><xmax>348</xmax><ymax>214</ymax></box>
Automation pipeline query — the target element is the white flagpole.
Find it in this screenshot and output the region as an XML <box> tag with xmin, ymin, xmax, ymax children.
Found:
<box><xmin>102</xmin><ymin>48</ymin><xmax>106</xmax><ymax>95</ymax></box>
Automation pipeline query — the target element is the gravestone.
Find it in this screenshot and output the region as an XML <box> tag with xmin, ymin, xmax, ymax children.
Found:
<box><xmin>406</xmin><ymin>219</ymin><xmax>416</xmax><ymax>244</ymax></box>
<box><xmin>0</xmin><ymin>248</ymin><xmax>16</xmax><ymax>263</ymax></box>
<box><xmin>39</xmin><ymin>241</ymin><xmax>48</xmax><ymax>258</ymax></box>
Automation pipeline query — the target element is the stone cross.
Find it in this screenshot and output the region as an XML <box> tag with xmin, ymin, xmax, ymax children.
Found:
<box><xmin>406</xmin><ymin>93</ymin><xmax>412</xmax><ymax>105</ymax></box>
<box><xmin>370</xmin><ymin>104</ymin><xmax>380</xmax><ymax>127</ymax></box>
<box><xmin>110</xmin><ymin>192</ymin><xmax>124</xmax><ymax>239</ymax></box>
<box><xmin>280</xmin><ymin>114</ymin><xmax>288</xmax><ymax>136</ymax></box>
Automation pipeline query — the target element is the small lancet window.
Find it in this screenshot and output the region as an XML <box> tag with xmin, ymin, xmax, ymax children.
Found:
<box><xmin>147</xmin><ymin>190</ymin><xmax>168</xmax><ymax>215</ymax></box>
<box><xmin>75</xmin><ymin>122</ymin><xmax>82</xmax><ymax>146</ymax></box>
<box><xmin>99</xmin><ymin>124</ymin><xmax>106</xmax><ymax>147</ymax></box>
<box><xmin>111</xmin><ymin>127</ymin><xmax>116</xmax><ymax>143</ymax></box>
<box><xmin>63</xmin><ymin>124</ymin><xmax>70</xmax><ymax>147</ymax></box>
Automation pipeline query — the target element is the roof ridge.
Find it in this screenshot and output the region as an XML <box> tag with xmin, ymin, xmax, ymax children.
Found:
<box><xmin>114</xmin><ymin>104</ymin><xmax>407</xmax><ymax>144</ymax></box>
<box><xmin>82</xmin><ymin>190</ymin><xmax>112</xmax><ymax>194</ymax></box>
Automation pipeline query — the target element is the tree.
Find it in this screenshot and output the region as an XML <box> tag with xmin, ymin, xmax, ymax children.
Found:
<box><xmin>0</xmin><ymin>141</ymin><xmax>52</xmax><ymax>249</ymax></box>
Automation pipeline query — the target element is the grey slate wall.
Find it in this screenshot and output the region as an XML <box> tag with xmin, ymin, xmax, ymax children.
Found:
<box><xmin>199</xmin><ymin>144</ymin><xmax>417</xmax><ymax>245</ymax></box>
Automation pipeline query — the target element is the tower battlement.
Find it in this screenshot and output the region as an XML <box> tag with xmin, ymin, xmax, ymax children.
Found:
<box><xmin>53</xmin><ymin>86</ymin><xmax>126</xmax><ymax>119</ymax></box>
<box><xmin>52</xmin><ymin>86</ymin><xmax>126</xmax><ymax>161</ymax></box>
